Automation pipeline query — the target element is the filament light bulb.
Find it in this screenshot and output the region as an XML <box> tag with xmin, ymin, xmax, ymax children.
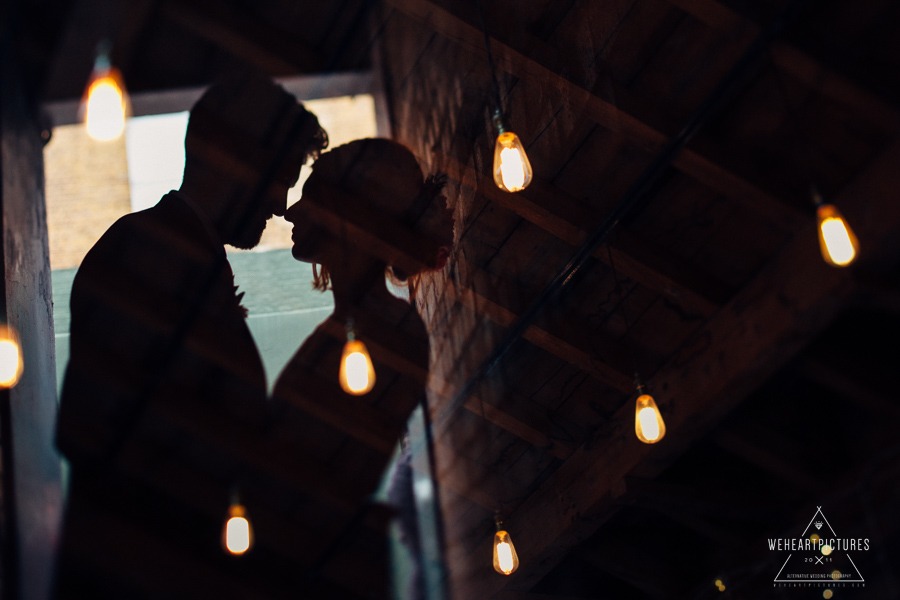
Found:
<box><xmin>635</xmin><ymin>394</ymin><xmax>665</xmax><ymax>444</ymax></box>
<box><xmin>339</xmin><ymin>333</ymin><xmax>375</xmax><ymax>395</ymax></box>
<box><xmin>817</xmin><ymin>204</ymin><xmax>858</xmax><ymax>267</ymax></box>
<box><xmin>493</xmin><ymin>132</ymin><xmax>533</xmax><ymax>193</ymax></box>
<box><xmin>81</xmin><ymin>44</ymin><xmax>129</xmax><ymax>142</ymax></box>
<box><xmin>492</xmin><ymin>529</ymin><xmax>519</xmax><ymax>575</ymax></box>
<box><xmin>0</xmin><ymin>325</ymin><xmax>23</xmax><ymax>389</ymax></box>
<box><xmin>222</xmin><ymin>503</ymin><xmax>253</xmax><ymax>555</ymax></box>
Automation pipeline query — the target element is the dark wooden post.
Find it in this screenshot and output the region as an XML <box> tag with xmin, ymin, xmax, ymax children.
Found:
<box><xmin>0</xmin><ymin>31</ymin><xmax>64</xmax><ymax>600</ymax></box>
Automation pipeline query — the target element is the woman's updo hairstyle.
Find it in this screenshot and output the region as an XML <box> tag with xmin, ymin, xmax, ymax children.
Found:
<box><xmin>304</xmin><ymin>139</ymin><xmax>453</xmax><ymax>291</ymax></box>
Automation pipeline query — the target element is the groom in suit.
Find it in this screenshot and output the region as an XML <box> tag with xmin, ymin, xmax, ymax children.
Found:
<box><xmin>54</xmin><ymin>73</ymin><xmax>327</xmax><ymax>597</ymax></box>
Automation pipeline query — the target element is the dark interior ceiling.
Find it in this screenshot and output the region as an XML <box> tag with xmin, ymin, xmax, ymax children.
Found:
<box><xmin>7</xmin><ymin>0</ymin><xmax>900</xmax><ymax>598</ymax></box>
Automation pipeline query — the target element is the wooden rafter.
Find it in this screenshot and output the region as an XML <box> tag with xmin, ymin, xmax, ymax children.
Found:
<box><xmin>798</xmin><ymin>357</ymin><xmax>900</xmax><ymax>420</ymax></box>
<box><xmin>444</xmin><ymin>269</ymin><xmax>634</xmax><ymax>393</ymax></box>
<box><xmin>577</xmin><ymin>547</ymin><xmax>671</xmax><ymax>599</ymax></box>
<box><xmin>711</xmin><ymin>429</ymin><xmax>824</xmax><ymax>493</ymax></box>
<box><xmin>661</xmin><ymin>0</ymin><xmax>900</xmax><ymax>131</ymax></box>
<box><xmin>383</xmin><ymin>0</ymin><xmax>807</xmax><ymax>232</ymax></box>
<box><xmin>158</xmin><ymin>0</ymin><xmax>322</xmax><ymax>75</ymax></box>
<box><xmin>444</xmin><ymin>137</ymin><xmax>900</xmax><ymax>599</ymax></box>
<box><xmin>439</xmin><ymin>153</ymin><xmax>729</xmax><ymax>318</ymax></box>
<box><xmin>493</xmin><ymin>593</ymin><xmax>592</xmax><ymax>600</ymax></box>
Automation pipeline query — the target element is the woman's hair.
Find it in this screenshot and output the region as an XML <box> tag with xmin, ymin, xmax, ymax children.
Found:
<box><xmin>305</xmin><ymin>139</ymin><xmax>453</xmax><ymax>291</ymax></box>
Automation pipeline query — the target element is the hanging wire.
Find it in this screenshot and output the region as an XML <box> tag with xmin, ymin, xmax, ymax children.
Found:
<box><xmin>475</xmin><ymin>0</ymin><xmax>506</xmax><ymax>116</ymax></box>
<box><xmin>769</xmin><ymin>51</ymin><xmax>827</xmax><ymax>201</ymax></box>
<box><xmin>476</xmin><ymin>383</ymin><xmax>503</xmax><ymax>514</ymax></box>
<box><xmin>605</xmin><ymin>241</ymin><xmax>643</xmax><ymax>385</ymax></box>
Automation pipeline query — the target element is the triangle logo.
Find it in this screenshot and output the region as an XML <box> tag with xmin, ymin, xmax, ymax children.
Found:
<box><xmin>771</xmin><ymin>507</ymin><xmax>867</xmax><ymax>584</ymax></box>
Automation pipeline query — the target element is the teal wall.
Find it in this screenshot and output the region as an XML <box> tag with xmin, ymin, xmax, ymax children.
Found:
<box><xmin>52</xmin><ymin>248</ymin><xmax>334</xmax><ymax>394</ymax></box>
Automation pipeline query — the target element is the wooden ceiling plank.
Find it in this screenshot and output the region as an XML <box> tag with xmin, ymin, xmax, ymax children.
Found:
<box><xmin>620</xmin><ymin>477</ymin><xmax>777</xmax><ymax>520</ymax></box>
<box><xmin>493</xmin><ymin>593</ymin><xmax>594</xmax><ymax>600</ymax></box>
<box><xmin>384</xmin><ymin>0</ymin><xmax>806</xmax><ymax>232</ymax></box>
<box><xmin>113</xmin><ymin>0</ymin><xmax>157</xmax><ymax>74</ymax></box>
<box><xmin>445</xmin><ymin>267</ymin><xmax>634</xmax><ymax>393</ymax></box>
<box><xmin>662</xmin><ymin>0</ymin><xmax>900</xmax><ymax>131</ymax></box>
<box><xmin>61</xmin><ymin>509</ymin><xmax>268</xmax><ymax>598</ymax></box>
<box><xmin>440</xmin><ymin>152</ymin><xmax>727</xmax><ymax>317</ymax></box>
<box><xmin>450</xmin><ymin>136</ymin><xmax>900</xmax><ymax>599</ymax></box>
<box><xmin>431</xmin><ymin>436</ymin><xmax>518</xmax><ymax>511</ymax></box>
<box><xmin>711</xmin><ymin>430</ymin><xmax>824</xmax><ymax>493</ymax></box>
<box><xmin>461</xmin><ymin>392</ymin><xmax>573</xmax><ymax>461</ymax></box>
<box><xmin>115</xmin><ymin>439</ymin><xmax>353</xmax><ymax>572</ymax></box>
<box><xmin>799</xmin><ymin>357</ymin><xmax>900</xmax><ymax>420</ymax></box>
<box><xmin>274</xmin><ymin>368</ymin><xmax>403</xmax><ymax>456</ymax></box>
<box><xmin>422</xmin><ymin>292</ymin><xmax>579</xmax><ymax>458</ymax></box>
<box><xmin>158</xmin><ymin>0</ymin><xmax>320</xmax><ymax>75</ymax></box>
<box><xmin>576</xmin><ymin>548</ymin><xmax>671</xmax><ymax>599</ymax></box>
<box><xmin>144</xmin><ymin>397</ymin><xmax>367</xmax><ymax>513</ymax></box>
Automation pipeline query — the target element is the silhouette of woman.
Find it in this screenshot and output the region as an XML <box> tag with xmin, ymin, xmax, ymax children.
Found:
<box><xmin>269</xmin><ymin>139</ymin><xmax>452</xmax><ymax>595</ymax></box>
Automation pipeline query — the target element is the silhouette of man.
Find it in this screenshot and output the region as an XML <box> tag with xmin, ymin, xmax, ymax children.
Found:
<box><xmin>58</xmin><ymin>73</ymin><xmax>326</xmax><ymax>461</ymax></box>
<box><xmin>53</xmin><ymin>74</ymin><xmax>326</xmax><ymax>597</ymax></box>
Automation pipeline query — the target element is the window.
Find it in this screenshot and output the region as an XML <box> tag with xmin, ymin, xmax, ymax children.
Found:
<box><xmin>43</xmin><ymin>73</ymin><xmax>384</xmax><ymax>392</ymax></box>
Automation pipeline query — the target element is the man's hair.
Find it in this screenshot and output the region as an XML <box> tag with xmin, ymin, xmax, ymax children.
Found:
<box><xmin>184</xmin><ymin>72</ymin><xmax>327</xmax><ymax>181</ymax></box>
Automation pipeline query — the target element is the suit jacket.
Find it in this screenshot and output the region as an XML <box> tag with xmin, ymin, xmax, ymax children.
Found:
<box><xmin>56</xmin><ymin>191</ymin><xmax>267</xmax><ymax>465</ymax></box>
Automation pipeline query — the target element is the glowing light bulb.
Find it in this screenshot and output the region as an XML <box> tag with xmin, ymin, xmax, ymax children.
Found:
<box><xmin>493</xmin><ymin>131</ymin><xmax>533</xmax><ymax>192</ymax></box>
<box><xmin>80</xmin><ymin>44</ymin><xmax>129</xmax><ymax>142</ymax></box>
<box><xmin>0</xmin><ymin>325</ymin><xmax>23</xmax><ymax>389</ymax></box>
<box><xmin>492</xmin><ymin>529</ymin><xmax>519</xmax><ymax>575</ymax></box>
<box><xmin>816</xmin><ymin>204</ymin><xmax>858</xmax><ymax>267</ymax></box>
<box><xmin>222</xmin><ymin>503</ymin><xmax>253</xmax><ymax>555</ymax></box>
<box><xmin>339</xmin><ymin>337</ymin><xmax>375</xmax><ymax>395</ymax></box>
<box><xmin>635</xmin><ymin>394</ymin><xmax>665</xmax><ymax>444</ymax></box>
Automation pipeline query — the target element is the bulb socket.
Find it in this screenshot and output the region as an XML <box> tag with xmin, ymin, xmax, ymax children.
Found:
<box><xmin>492</xmin><ymin>109</ymin><xmax>507</xmax><ymax>135</ymax></box>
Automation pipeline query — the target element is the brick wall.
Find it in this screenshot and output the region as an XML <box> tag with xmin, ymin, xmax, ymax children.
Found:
<box><xmin>43</xmin><ymin>124</ymin><xmax>131</xmax><ymax>270</ymax></box>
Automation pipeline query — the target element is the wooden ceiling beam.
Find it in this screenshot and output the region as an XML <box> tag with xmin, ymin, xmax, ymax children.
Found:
<box><xmin>661</xmin><ymin>0</ymin><xmax>900</xmax><ymax>131</ymax></box>
<box><xmin>457</xmin><ymin>390</ymin><xmax>576</xmax><ymax>461</ymax></box>
<box><xmin>425</xmin><ymin>356</ymin><xmax>573</xmax><ymax>458</ymax></box>
<box><xmin>576</xmin><ymin>548</ymin><xmax>671</xmax><ymax>599</ymax></box>
<box><xmin>711</xmin><ymin>430</ymin><xmax>824</xmax><ymax>493</ymax></box>
<box><xmin>384</xmin><ymin>0</ymin><xmax>806</xmax><ymax>232</ymax></box>
<box><xmin>441</xmin><ymin>153</ymin><xmax>728</xmax><ymax>318</ymax></box>
<box><xmin>451</xmin><ymin>137</ymin><xmax>900</xmax><ymax>599</ymax></box>
<box><xmin>61</xmin><ymin>508</ymin><xmax>267</xmax><ymax>598</ymax></box>
<box><xmin>40</xmin><ymin>0</ymin><xmax>133</xmax><ymax>100</ymax></box>
<box><xmin>143</xmin><ymin>397</ymin><xmax>368</xmax><ymax>513</ymax></box>
<box><xmin>444</xmin><ymin>264</ymin><xmax>634</xmax><ymax>393</ymax></box>
<box><xmin>112</xmin><ymin>0</ymin><xmax>157</xmax><ymax>74</ymax></box>
<box><xmin>620</xmin><ymin>477</ymin><xmax>777</xmax><ymax>520</ymax></box>
<box><xmin>636</xmin><ymin>501</ymin><xmax>745</xmax><ymax>547</ymax></box>
<box><xmin>493</xmin><ymin>593</ymin><xmax>592</xmax><ymax>600</ymax></box>
<box><xmin>798</xmin><ymin>357</ymin><xmax>900</xmax><ymax>420</ymax></box>
<box><xmin>430</xmin><ymin>436</ymin><xmax>522</xmax><ymax>511</ymax></box>
<box><xmin>118</xmin><ymin>439</ymin><xmax>394</xmax><ymax>599</ymax></box>
<box><xmin>158</xmin><ymin>0</ymin><xmax>322</xmax><ymax>75</ymax></box>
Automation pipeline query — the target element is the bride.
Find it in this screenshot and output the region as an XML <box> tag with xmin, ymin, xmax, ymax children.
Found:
<box><xmin>269</xmin><ymin>139</ymin><xmax>452</xmax><ymax>570</ymax></box>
